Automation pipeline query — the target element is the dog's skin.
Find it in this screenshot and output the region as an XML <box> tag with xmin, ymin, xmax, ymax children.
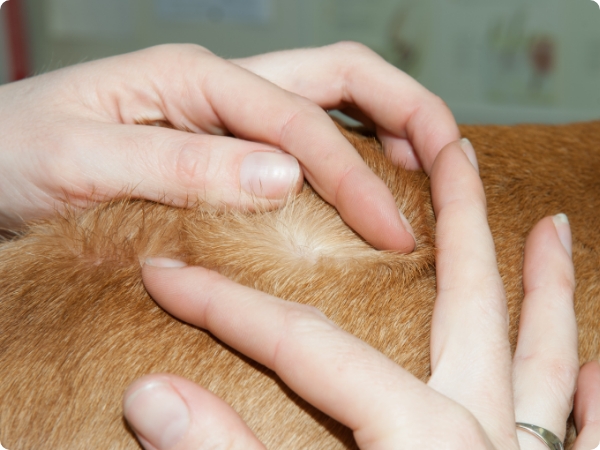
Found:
<box><xmin>0</xmin><ymin>123</ymin><xmax>599</xmax><ymax>449</ymax></box>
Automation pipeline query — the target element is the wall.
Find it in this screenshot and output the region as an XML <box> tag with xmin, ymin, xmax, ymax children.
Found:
<box><xmin>7</xmin><ymin>0</ymin><xmax>600</xmax><ymax>124</ymax></box>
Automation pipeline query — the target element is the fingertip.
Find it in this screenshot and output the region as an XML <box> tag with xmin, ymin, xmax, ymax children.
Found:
<box><xmin>522</xmin><ymin>215</ymin><xmax>575</xmax><ymax>297</ymax></box>
<box><xmin>141</xmin><ymin>260</ymin><xmax>224</xmax><ymax>326</ymax></box>
<box><xmin>121</xmin><ymin>126</ymin><xmax>303</xmax><ymax>211</ymax></box>
<box><xmin>524</xmin><ymin>215</ymin><xmax>557</xmax><ymax>251</ymax></box>
<box><xmin>240</xmin><ymin>151</ymin><xmax>303</xmax><ymax>200</ymax></box>
<box><xmin>141</xmin><ymin>257</ymin><xmax>190</xmax><ymax>296</ymax></box>
<box><xmin>123</xmin><ymin>375</ymin><xmax>191</xmax><ymax>450</ymax></box>
<box><xmin>390</xmin><ymin>226</ymin><xmax>417</xmax><ymax>253</ymax></box>
<box><xmin>459</xmin><ymin>138</ymin><xmax>479</xmax><ymax>174</ymax></box>
<box><xmin>552</xmin><ymin>213</ymin><xmax>572</xmax><ymax>258</ymax></box>
<box><xmin>525</xmin><ymin>214</ymin><xmax>573</xmax><ymax>265</ymax></box>
<box><xmin>145</xmin><ymin>257</ymin><xmax>188</xmax><ymax>268</ymax></box>
<box><xmin>430</xmin><ymin>139</ymin><xmax>483</xmax><ymax>215</ymax></box>
<box><xmin>399</xmin><ymin>210</ymin><xmax>417</xmax><ymax>248</ymax></box>
<box><xmin>292</xmin><ymin>159</ymin><xmax>305</xmax><ymax>193</ymax></box>
<box><xmin>124</xmin><ymin>374</ymin><xmax>264</xmax><ymax>450</ymax></box>
<box><xmin>332</xmin><ymin>164</ymin><xmax>416</xmax><ymax>252</ymax></box>
<box><xmin>378</xmin><ymin>133</ymin><xmax>423</xmax><ymax>171</ymax></box>
<box><xmin>387</xmin><ymin>143</ymin><xmax>422</xmax><ymax>171</ymax></box>
<box><xmin>430</xmin><ymin>139</ymin><xmax>477</xmax><ymax>180</ymax></box>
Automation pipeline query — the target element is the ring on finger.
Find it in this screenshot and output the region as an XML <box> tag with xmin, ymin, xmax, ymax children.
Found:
<box><xmin>516</xmin><ymin>422</ymin><xmax>564</xmax><ymax>450</ymax></box>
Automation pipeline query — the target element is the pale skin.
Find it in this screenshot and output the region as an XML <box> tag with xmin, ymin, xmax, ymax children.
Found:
<box><xmin>0</xmin><ymin>42</ymin><xmax>465</xmax><ymax>252</ymax></box>
<box><xmin>0</xmin><ymin>42</ymin><xmax>597</xmax><ymax>448</ymax></box>
<box><xmin>133</xmin><ymin>143</ymin><xmax>600</xmax><ymax>450</ymax></box>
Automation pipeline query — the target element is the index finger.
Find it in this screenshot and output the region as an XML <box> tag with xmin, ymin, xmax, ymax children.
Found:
<box><xmin>123</xmin><ymin>45</ymin><xmax>415</xmax><ymax>252</ymax></box>
<box><xmin>232</xmin><ymin>42</ymin><xmax>461</xmax><ymax>172</ymax></box>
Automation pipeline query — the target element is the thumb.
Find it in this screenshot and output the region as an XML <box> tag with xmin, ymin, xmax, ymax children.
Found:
<box><xmin>123</xmin><ymin>374</ymin><xmax>266</xmax><ymax>450</ymax></box>
<box><xmin>62</xmin><ymin>123</ymin><xmax>303</xmax><ymax>210</ymax></box>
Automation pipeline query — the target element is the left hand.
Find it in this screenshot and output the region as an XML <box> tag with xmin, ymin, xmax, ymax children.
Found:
<box><xmin>125</xmin><ymin>141</ymin><xmax>593</xmax><ymax>449</ymax></box>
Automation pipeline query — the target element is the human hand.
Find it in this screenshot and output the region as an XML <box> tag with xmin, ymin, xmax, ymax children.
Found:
<box><xmin>232</xmin><ymin>42</ymin><xmax>462</xmax><ymax>172</ymax></box>
<box><xmin>127</xmin><ymin>140</ymin><xmax>591</xmax><ymax>449</ymax></box>
<box><xmin>0</xmin><ymin>43</ymin><xmax>460</xmax><ymax>252</ymax></box>
<box><xmin>573</xmin><ymin>361</ymin><xmax>600</xmax><ymax>450</ymax></box>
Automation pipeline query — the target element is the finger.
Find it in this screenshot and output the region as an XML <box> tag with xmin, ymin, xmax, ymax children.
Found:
<box><xmin>232</xmin><ymin>42</ymin><xmax>461</xmax><ymax>173</ymax></box>
<box><xmin>330</xmin><ymin>109</ymin><xmax>422</xmax><ymax>170</ymax></box>
<box><xmin>49</xmin><ymin>121</ymin><xmax>303</xmax><ymax>211</ymax></box>
<box><xmin>99</xmin><ymin>45</ymin><xmax>414</xmax><ymax>252</ymax></box>
<box><xmin>142</xmin><ymin>259</ymin><xmax>491</xmax><ymax>449</ymax></box>
<box><xmin>336</xmin><ymin>107</ymin><xmax>376</xmax><ymax>130</ymax></box>
<box><xmin>573</xmin><ymin>361</ymin><xmax>600</xmax><ymax>450</ymax></box>
<box><xmin>123</xmin><ymin>373</ymin><xmax>265</xmax><ymax>450</ymax></box>
<box><xmin>378</xmin><ymin>127</ymin><xmax>422</xmax><ymax>171</ymax></box>
<box><xmin>513</xmin><ymin>214</ymin><xmax>578</xmax><ymax>449</ymax></box>
<box><xmin>427</xmin><ymin>140</ymin><xmax>517</xmax><ymax>446</ymax></box>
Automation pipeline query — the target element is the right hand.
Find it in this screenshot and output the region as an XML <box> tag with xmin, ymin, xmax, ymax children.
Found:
<box><xmin>127</xmin><ymin>140</ymin><xmax>595</xmax><ymax>449</ymax></box>
<box><xmin>0</xmin><ymin>43</ymin><xmax>461</xmax><ymax>253</ymax></box>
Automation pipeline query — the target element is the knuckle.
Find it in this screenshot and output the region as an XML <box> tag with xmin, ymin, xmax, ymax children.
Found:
<box><xmin>279</xmin><ymin>104</ymin><xmax>324</xmax><ymax>143</ymax></box>
<box><xmin>173</xmin><ymin>139</ymin><xmax>210</xmax><ymax>189</ymax></box>
<box><xmin>197</xmin><ymin>435</ymin><xmax>243</xmax><ymax>450</ymax></box>
<box><xmin>543</xmin><ymin>357</ymin><xmax>579</xmax><ymax>405</ymax></box>
<box><xmin>281</xmin><ymin>304</ymin><xmax>337</xmax><ymax>344</ymax></box>
<box><xmin>445</xmin><ymin>409</ymin><xmax>490</xmax><ymax>448</ymax></box>
<box><xmin>148</xmin><ymin>43</ymin><xmax>212</xmax><ymax>57</ymax></box>
<box><xmin>42</xmin><ymin>133</ymin><xmax>95</xmax><ymax>197</ymax></box>
<box><xmin>288</xmin><ymin>95</ymin><xmax>320</xmax><ymax>114</ymax></box>
<box><xmin>177</xmin><ymin>43</ymin><xmax>214</xmax><ymax>57</ymax></box>
<box><xmin>327</xmin><ymin>41</ymin><xmax>380</xmax><ymax>74</ymax></box>
<box><xmin>430</xmin><ymin>93</ymin><xmax>448</xmax><ymax>107</ymax></box>
<box><xmin>330</xmin><ymin>40</ymin><xmax>373</xmax><ymax>56</ymax></box>
<box><xmin>272</xmin><ymin>303</ymin><xmax>336</xmax><ymax>368</ymax></box>
<box><xmin>429</xmin><ymin>94</ymin><xmax>453</xmax><ymax>114</ymax></box>
<box><xmin>516</xmin><ymin>353</ymin><xmax>579</xmax><ymax>410</ymax></box>
<box><xmin>554</xmin><ymin>274</ymin><xmax>576</xmax><ymax>300</ymax></box>
<box><xmin>284</xmin><ymin>303</ymin><xmax>332</xmax><ymax>331</ymax></box>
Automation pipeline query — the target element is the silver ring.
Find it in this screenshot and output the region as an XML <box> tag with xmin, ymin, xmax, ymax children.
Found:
<box><xmin>516</xmin><ymin>422</ymin><xmax>564</xmax><ymax>450</ymax></box>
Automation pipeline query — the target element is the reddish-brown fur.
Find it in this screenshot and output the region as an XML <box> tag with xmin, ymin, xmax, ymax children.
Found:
<box><xmin>1</xmin><ymin>123</ymin><xmax>599</xmax><ymax>449</ymax></box>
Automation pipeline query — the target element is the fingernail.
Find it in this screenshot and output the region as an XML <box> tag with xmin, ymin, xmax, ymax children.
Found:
<box><xmin>552</xmin><ymin>213</ymin><xmax>572</xmax><ymax>257</ymax></box>
<box><xmin>240</xmin><ymin>152</ymin><xmax>300</xmax><ymax>199</ymax></box>
<box><xmin>399</xmin><ymin>209</ymin><xmax>416</xmax><ymax>247</ymax></box>
<box><xmin>145</xmin><ymin>257</ymin><xmax>187</xmax><ymax>268</ymax></box>
<box><xmin>124</xmin><ymin>381</ymin><xmax>190</xmax><ymax>450</ymax></box>
<box><xmin>459</xmin><ymin>138</ymin><xmax>480</xmax><ymax>173</ymax></box>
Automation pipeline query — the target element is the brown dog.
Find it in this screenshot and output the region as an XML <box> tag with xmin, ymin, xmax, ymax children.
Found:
<box><xmin>0</xmin><ymin>122</ymin><xmax>599</xmax><ymax>449</ymax></box>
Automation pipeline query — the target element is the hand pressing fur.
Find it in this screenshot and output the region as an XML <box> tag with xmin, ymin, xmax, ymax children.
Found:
<box><xmin>0</xmin><ymin>42</ymin><xmax>461</xmax><ymax>252</ymax></box>
<box><xmin>130</xmin><ymin>141</ymin><xmax>594</xmax><ymax>449</ymax></box>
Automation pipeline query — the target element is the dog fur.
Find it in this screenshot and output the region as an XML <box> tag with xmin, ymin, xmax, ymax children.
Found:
<box><xmin>1</xmin><ymin>123</ymin><xmax>599</xmax><ymax>449</ymax></box>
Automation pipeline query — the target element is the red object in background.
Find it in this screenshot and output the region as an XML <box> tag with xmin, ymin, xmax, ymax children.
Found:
<box><xmin>3</xmin><ymin>0</ymin><xmax>30</xmax><ymax>80</ymax></box>
<box><xmin>529</xmin><ymin>35</ymin><xmax>555</xmax><ymax>76</ymax></box>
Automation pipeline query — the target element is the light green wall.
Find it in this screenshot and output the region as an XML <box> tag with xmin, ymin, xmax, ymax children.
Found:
<box><xmin>21</xmin><ymin>0</ymin><xmax>600</xmax><ymax>124</ymax></box>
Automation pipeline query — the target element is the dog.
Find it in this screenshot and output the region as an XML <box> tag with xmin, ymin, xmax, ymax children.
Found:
<box><xmin>1</xmin><ymin>122</ymin><xmax>599</xmax><ymax>449</ymax></box>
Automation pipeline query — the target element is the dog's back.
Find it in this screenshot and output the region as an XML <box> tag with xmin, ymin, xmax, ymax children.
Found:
<box><xmin>1</xmin><ymin>124</ymin><xmax>599</xmax><ymax>449</ymax></box>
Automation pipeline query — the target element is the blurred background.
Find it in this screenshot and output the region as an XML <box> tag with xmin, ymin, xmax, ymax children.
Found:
<box><xmin>1</xmin><ymin>0</ymin><xmax>600</xmax><ymax>124</ymax></box>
